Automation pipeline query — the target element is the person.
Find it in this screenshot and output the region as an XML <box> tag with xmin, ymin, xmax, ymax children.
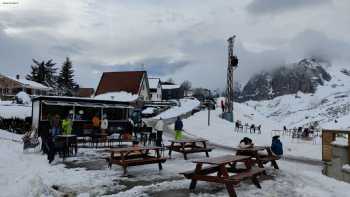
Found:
<box><xmin>257</xmin><ymin>125</ymin><xmax>261</xmax><ymax>134</ymax></box>
<box><xmin>250</xmin><ymin>124</ymin><xmax>255</xmax><ymax>133</ymax></box>
<box><xmin>92</xmin><ymin>114</ymin><xmax>100</xmax><ymax>134</ymax></box>
<box><xmin>271</xmin><ymin>135</ymin><xmax>283</xmax><ymax>157</ymax></box>
<box><xmin>154</xmin><ymin>117</ymin><xmax>164</xmax><ymax>146</ymax></box>
<box><xmin>239</xmin><ymin>137</ymin><xmax>254</xmax><ymax>148</ymax></box>
<box><xmin>221</xmin><ymin>100</ymin><xmax>225</xmax><ymax>113</ymax></box>
<box><xmin>50</xmin><ymin>114</ymin><xmax>61</xmax><ymax>137</ymax></box>
<box><xmin>62</xmin><ymin>115</ymin><xmax>73</xmax><ymax>135</ymax></box>
<box><xmin>235</xmin><ymin>120</ymin><xmax>239</xmax><ymax>132</ymax></box>
<box><xmin>101</xmin><ymin>114</ymin><xmax>108</xmax><ymax>134</ymax></box>
<box><xmin>283</xmin><ymin>126</ymin><xmax>287</xmax><ymax>135</ymax></box>
<box><xmin>174</xmin><ymin>116</ymin><xmax>183</xmax><ymax>140</ymax></box>
<box><xmin>122</xmin><ymin>119</ymin><xmax>134</xmax><ymax>140</ymax></box>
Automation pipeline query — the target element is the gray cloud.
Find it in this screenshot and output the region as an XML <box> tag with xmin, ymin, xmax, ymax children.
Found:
<box><xmin>246</xmin><ymin>0</ymin><xmax>331</xmax><ymax>15</ymax></box>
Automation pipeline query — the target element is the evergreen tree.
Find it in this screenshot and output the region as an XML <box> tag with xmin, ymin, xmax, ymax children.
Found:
<box><xmin>26</xmin><ymin>59</ymin><xmax>57</xmax><ymax>87</ymax></box>
<box><xmin>58</xmin><ymin>57</ymin><xmax>78</xmax><ymax>95</ymax></box>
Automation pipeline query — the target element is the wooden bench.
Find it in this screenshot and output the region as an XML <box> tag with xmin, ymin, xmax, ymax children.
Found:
<box><xmin>229</xmin><ymin>168</ymin><xmax>265</xmax><ymax>188</ymax></box>
<box><xmin>168</xmin><ymin>139</ymin><xmax>213</xmax><ymax>160</ymax></box>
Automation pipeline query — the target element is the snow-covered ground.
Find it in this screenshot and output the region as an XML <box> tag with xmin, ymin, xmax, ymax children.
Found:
<box><xmin>0</xmin><ymin>101</ymin><xmax>31</xmax><ymax>119</ymax></box>
<box><xmin>1</xmin><ymin>129</ymin><xmax>349</xmax><ymax>197</ymax></box>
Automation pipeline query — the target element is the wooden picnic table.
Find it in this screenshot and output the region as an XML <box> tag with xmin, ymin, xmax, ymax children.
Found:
<box><xmin>180</xmin><ymin>154</ymin><xmax>265</xmax><ymax>197</ymax></box>
<box><xmin>108</xmin><ymin>146</ymin><xmax>167</xmax><ymax>176</ymax></box>
<box><xmin>233</xmin><ymin>146</ymin><xmax>279</xmax><ymax>170</ymax></box>
<box><xmin>168</xmin><ymin>139</ymin><xmax>213</xmax><ymax>160</ymax></box>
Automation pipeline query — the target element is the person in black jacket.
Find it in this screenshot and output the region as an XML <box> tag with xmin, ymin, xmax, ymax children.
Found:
<box><xmin>174</xmin><ymin>117</ymin><xmax>183</xmax><ymax>140</ymax></box>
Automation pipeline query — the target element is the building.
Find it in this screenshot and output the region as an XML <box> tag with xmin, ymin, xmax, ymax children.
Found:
<box><xmin>95</xmin><ymin>71</ymin><xmax>150</xmax><ymax>101</ymax></box>
<box><xmin>0</xmin><ymin>74</ymin><xmax>51</xmax><ymax>98</ymax></box>
<box><xmin>75</xmin><ymin>88</ymin><xmax>94</xmax><ymax>98</ymax></box>
<box><xmin>161</xmin><ymin>81</ymin><xmax>184</xmax><ymax>100</ymax></box>
<box><xmin>148</xmin><ymin>78</ymin><xmax>162</xmax><ymax>101</ymax></box>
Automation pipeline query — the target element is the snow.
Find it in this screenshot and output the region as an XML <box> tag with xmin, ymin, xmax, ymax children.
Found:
<box><xmin>148</xmin><ymin>78</ymin><xmax>160</xmax><ymax>89</ymax></box>
<box><xmin>162</xmin><ymin>84</ymin><xmax>180</xmax><ymax>89</ymax></box>
<box><xmin>142</xmin><ymin>107</ymin><xmax>156</xmax><ymax>114</ymax></box>
<box><xmin>1</xmin><ymin>129</ymin><xmax>349</xmax><ymax>196</ymax></box>
<box><xmin>94</xmin><ymin>91</ymin><xmax>138</xmax><ymax>102</ymax></box>
<box><xmin>182</xmin><ymin>102</ymin><xmax>322</xmax><ymax>160</ymax></box>
<box><xmin>246</xmin><ymin>65</ymin><xmax>350</xmax><ymax>130</ymax></box>
<box><xmin>6</xmin><ymin>76</ymin><xmax>51</xmax><ymax>90</ymax></box>
<box><xmin>0</xmin><ymin>101</ymin><xmax>31</xmax><ymax>119</ymax></box>
<box><xmin>331</xmin><ymin>138</ymin><xmax>349</xmax><ymax>147</ymax></box>
<box><xmin>154</xmin><ymin>98</ymin><xmax>200</xmax><ymax>119</ymax></box>
<box><xmin>342</xmin><ymin>164</ymin><xmax>350</xmax><ymax>172</ymax></box>
<box><xmin>16</xmin><ymin>91</ymin><xmax>32</xmax><ymax>105</ymax></box>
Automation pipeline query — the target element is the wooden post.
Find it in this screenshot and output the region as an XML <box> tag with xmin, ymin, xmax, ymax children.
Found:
<box><xmin>208</xmin><ymin>108</ymin><xmax>210</xmax><ymax>126</ymax></box>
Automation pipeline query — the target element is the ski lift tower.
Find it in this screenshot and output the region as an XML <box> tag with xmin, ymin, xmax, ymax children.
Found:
<box><xmin>223</xmin><ymin>35</ymin><xmax>238</xmax><ymax>122</ymax></box>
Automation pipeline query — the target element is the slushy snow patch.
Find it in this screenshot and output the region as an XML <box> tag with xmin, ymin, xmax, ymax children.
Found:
<box><xmin>342</xmin><ymin>164</ymin><xmax>350</xmax><ymax>172</ymax></box>
<box><xmin>94</xmin><ymin>91</ymin><xmax>138</xmax><ymax>102</ymax></box>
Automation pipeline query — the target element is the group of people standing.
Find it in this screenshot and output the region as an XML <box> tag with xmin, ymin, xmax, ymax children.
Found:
<box><xmin>235</xmin><ymin>120</ymin><xmax>261</xmax><ymax>134</ymax></box>
<box><xmin>239</xmin><ymin>135</ymin><xmax>283</xmax><ymax>157</ymax></box>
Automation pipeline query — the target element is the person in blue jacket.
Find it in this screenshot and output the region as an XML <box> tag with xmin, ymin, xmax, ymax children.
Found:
<box><xmin>174</xmin><ymin>117</ymin><xmax>183</xmax><ymax>140</ymax></box>
<box><xmin>271</xmin><ymin>135</ymin><xmax>283</xmax><ymax>157</ymax></box>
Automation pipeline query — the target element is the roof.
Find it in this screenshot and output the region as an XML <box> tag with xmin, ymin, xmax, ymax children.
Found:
<box><xmin>94</xmin><ymin>91</ymin><xmax>138</xmax><ymax>102</ymax></box>
<box><xmin>1</xmin><ymin>74</ymin><xmax>51</xmax><ymax>90</ymax></box>
<box><xmin>32</xmin><ymin>96</ymin><xmax>132</xmax><ymax>107</ymax></box>
<box><xmin>77</xmin><ymin>88</ymin><xmax>94</xmax><ymax>97</ymax></box>
<box><xmin>162</xmin><ymin>84</ymin><xmax>180</xmax><ymax>90</ymax></box>
<box><xmin>95</xmin><ymin>71</ymin><xmax>146</xmax><ymax>96</ymax></box>
<box><xmin>148</xmin><ymin>78</ymin><xmax>160</xmax><ymax>89</ymax></box>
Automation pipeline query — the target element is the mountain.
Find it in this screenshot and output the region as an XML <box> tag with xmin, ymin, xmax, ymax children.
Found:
<box><xmin>243</xmin><ymin>61</ymin><xmax>350</xmax><ymax>129</ymax></box>
<box><xmin>238</xmin><ymin>58</ymin><xmax>332</xmax><ymax>102</ymax></box>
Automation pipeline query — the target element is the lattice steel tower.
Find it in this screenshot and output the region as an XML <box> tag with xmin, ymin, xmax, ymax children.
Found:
<box><xmin>225</xmin><ymin>35</ymin><xmax>238</xmax><ymax>115</ymax></box>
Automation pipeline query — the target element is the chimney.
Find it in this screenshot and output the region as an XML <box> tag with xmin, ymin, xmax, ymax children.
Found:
<box><xmin>16</xmin><ymin>74</ymin><xmax>20</xmax><ymax>80</ymax></box>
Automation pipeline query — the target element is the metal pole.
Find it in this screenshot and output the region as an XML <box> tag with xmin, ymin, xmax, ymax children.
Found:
<box><xmin>208</xmin><ymin>108</ymin><xmax>210</xmax><ymax>126</ymax></box>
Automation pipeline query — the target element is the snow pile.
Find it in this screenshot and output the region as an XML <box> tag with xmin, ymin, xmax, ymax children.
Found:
<box><xmin>331</xmin><ymin>138</ymin><xmax>349</xmax><ymax>147</ymax></box>
<box><xmin>142</xmin><ymin>107</ymin><xmax>156</xmax><ymax>114</ymax></box>
<box><xmin>0</xmin><ymin>102</ymin><xmax>32</xmax><ymax>119</ymax></box>
<box><xmin>343</xmin><ymin>164</ymin><xmax>350</xmax><ymax>172</ymax></box>
<box><xmin>155</xmin><ymin>98</ymin><xmax>200</xmax><ymax>119</ymax></box>
<box><xmin>15</xmin><ymin>91</ymin><xmax>32</xmax><ymax>105</ymax></box>
<box><xmin>94</xmin><ymin>91</ymin><xmax>138</xmax><ymax>102</ymax></box>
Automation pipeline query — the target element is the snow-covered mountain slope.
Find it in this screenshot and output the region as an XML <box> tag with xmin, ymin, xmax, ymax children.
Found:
<box><xmin>246</xmin><ymin>64</ymin><xmax>350</xmax><ymax>129</ymax></box>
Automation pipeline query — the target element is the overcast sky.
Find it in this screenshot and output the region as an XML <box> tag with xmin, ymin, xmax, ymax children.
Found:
<box><xmin>0</xmin><ymin>0</ymin><xmax>350</xmax><ymax>90</ymax></box>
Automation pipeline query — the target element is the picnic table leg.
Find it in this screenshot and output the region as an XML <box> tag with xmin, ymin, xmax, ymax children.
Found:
<box><xmin>225</xmin><ymin>183</ymin><xmax>237</xmax><ymax>197</ymax></box>
<box><xmin>181</xmin><ymin>143</ymin><xmax>188</xmax><ymax>160</ymax></box>
<box><xmin>189</xmin><ymin>163</ymin><xmax>202</xmax><ymax>190</ymax></box>
<box><xmin>202</xmin><ymin>141</ymin><xmax>210</xmax><ymax>157</ymax></box>
<box><xmin>156</xmin><ymin>149</ymin><xmax>163</xmax><ymax>171</ymax></box>
<box><xmin>271</xmin><ymin>160</ymin><xmax>279</xmax><ymax>169</ymax></box>
<box><xmin>168</xmin><ymin>142</ymin><xmax>174</xmax><ymax>158</ymax></box>
<box><xmin>251</xmin><ymin>175</ymin><xmax>262</xmax><ymax>189</ymax></box>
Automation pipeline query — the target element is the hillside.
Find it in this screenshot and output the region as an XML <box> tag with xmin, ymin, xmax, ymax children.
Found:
<box><xmin>245</xmin><ymin>63</ymin><xmax>350</xmax><ymax>129</ymax></box>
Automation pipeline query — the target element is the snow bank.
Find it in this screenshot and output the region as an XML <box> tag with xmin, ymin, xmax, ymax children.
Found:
<box><xmin>0</xmin><ymin>102</ymin><xmax>32</xmax><ymax>119</ymax></box>
<box><xmin>154</xmin><ymin>98</ymin><xmax>200</xmax><ymax>119</ymax></box>
<box><xmin>94</xmin><ymin>91</ymin><xmax>138</xmax><ymax>102</ymax></box>
<box><xmin>142</xmin><ymin>107</ymin><xmax>156</xmax><ymax>114</ymax></box>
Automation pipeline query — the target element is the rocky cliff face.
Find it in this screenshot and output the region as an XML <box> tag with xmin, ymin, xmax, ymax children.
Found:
<box><xmin>238</xmin><ymin>58</ymin><xmax>332</xmax><ymax>102</ymax></box>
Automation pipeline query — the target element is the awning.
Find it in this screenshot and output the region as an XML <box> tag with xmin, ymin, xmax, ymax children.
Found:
<box><xmin>42</xmin><ymin>100</ymin><xmax>133</xmax><ymax>109</ymax></box>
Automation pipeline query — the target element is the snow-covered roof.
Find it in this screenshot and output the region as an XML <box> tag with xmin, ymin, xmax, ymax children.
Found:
<box><xmin>162</xmin><ymin>84</ymin><xmax>180</xmax><ymax>90</ymax></box>
<box><xmin>5</xmin><ymin>75</ymin><xmax>51</xmax><ymax>90</ymax></box>
<box><xmin>94</xmin><ymin>91</ymin><xmax>139</xmax><ymax>102</ymax></box>
<box><xmin>148</xmin><ymin>78</ymin><xmax>160</xmax><ymax>89</ymax></box>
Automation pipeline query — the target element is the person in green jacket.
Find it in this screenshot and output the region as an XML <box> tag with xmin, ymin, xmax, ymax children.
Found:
<box><xmin>62</xmin><ymin>115</ymin><xmax>73</xmax><ymax>135</ymax></box>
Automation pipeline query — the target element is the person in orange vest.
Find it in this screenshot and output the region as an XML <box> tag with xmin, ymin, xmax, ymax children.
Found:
<box><xmin>92</xmin><ymin>114</ymin><xmax>101</xmax><ymax>134</ymax></box>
